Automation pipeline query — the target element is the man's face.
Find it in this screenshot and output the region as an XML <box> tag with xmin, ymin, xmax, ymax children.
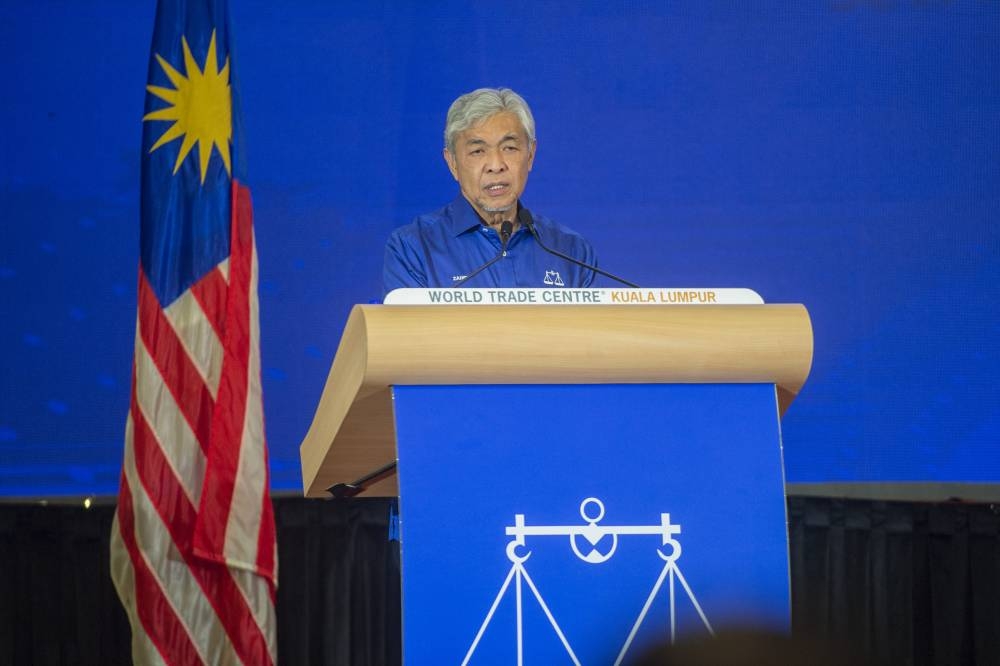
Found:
<box><xmin>444</xmin><ymin>111</ymin><xmax>536</xmax><ymax>223</ymax></box>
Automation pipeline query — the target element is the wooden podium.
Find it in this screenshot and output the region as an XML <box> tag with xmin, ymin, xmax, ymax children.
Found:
<box><xmin>300</xmin><ymin>301</ymin><xmax>812</xmax><ymax>662</ymax></box>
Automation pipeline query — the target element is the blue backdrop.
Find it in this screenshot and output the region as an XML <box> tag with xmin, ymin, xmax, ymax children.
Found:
<box><xmin>1</xmin><ymin>1</ymin><xmax>997</xmax><ymax>497</ymax></box>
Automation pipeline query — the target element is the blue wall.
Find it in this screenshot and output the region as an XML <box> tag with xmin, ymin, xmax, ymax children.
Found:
<box><xmin>1</xmin><ymin>1</ymin><xmax>997</xmax><ymax>496</ymax></box>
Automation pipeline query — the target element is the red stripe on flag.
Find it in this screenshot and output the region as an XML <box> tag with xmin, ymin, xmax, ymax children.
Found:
<box><xmin>131</xmin><ymin>388</ymin><xmax>274</xmax><ymax>665</ymax></box>
<box><xmin>116</xmin><ymin>473</ymin><xmax>205</xmax><ymax>666</ymax></box>
<box><xmin>235</xmin><ymin>182</ymin><xmax>277</xmax><ymax>585</ymax></box>
<box><xmin>236</xmin><ymin>182</ymin><xmax>277</xmax><ymax>584</ymax></box>
<box><xmin>192</xmin><ymin>181</ymin><xmax>254</xmax><ymax>565</ymax></box>
<box><xmin>138</xmin><ymin>272</ymin><xmax>213</xmax><ymax>454</ymax></box>
<box><xmin>130</xmin><ymin>389</ymin><xmax>198</xmax><ymax>552</ymax></box>
<box><xmin>190</xmin><ymin>267</ymin><xmax>229</xmax><ymax>341</ymax></box>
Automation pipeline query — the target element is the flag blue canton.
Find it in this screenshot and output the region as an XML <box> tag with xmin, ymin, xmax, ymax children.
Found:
<box><xmin>140</xmin><ymin>0</ymin><xmax>246</xmax><ymax>306</ymax></box>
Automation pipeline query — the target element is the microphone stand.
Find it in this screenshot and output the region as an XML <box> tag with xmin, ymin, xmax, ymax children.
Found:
<box><xmin>520</xmin><ymin>208</ymin><xmax>639</xmax><ymax>288</ymax></box>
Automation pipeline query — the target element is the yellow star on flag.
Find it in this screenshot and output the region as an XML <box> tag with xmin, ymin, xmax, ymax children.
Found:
<box><xmin>144</xmin><ymin>30</ymin><xmax>232</xmax><ymax>184</ymax></box>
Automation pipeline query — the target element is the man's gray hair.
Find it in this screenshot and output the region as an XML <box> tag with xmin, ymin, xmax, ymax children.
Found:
<box><xmin>444</xmin><ymin>88</ymin><xmax>536</xmax><ymax>153</ymax></box>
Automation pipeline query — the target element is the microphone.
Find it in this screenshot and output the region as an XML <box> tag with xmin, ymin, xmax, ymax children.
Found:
<box><xmin>454</xmin><ymin>220</ymin><xmax>514</xmax><ymax>287</ymax></box>
<box><xmin>519</xmin><ymin>208</ymin><xmax>639</xmax><ymax>288</ymax></box>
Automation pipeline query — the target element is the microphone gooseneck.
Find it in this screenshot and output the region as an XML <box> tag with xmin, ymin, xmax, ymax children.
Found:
<box><xmin>454</xmin><ymin>220</ymin><xmax>514</xmax><ymax>287</ymax></box>
<box><xmin>519</xmin><ymin>208</ymin><xmax>639</xmax><ymax>288</ymax></box>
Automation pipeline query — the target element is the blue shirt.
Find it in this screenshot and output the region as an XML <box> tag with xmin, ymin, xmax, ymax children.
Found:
<box><xmin>383</xmin><ymin>196</ymin><xmax>597</xmax><ymax>296</ymax></box>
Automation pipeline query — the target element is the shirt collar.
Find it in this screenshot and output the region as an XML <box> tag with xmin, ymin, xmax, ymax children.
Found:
<box><xmin>449</xmin><ymin>194</ymin><xmax>525</xmax><ymax>237</ymax></box>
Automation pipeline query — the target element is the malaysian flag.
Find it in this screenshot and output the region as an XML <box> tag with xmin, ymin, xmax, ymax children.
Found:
<box><xmin>111</xmin><ymin>1</ymin><xmax>277</xmax><ymax>663</ymax></box>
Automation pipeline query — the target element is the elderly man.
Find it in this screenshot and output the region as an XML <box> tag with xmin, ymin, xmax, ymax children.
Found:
<box><xmin>382</xmin><ymin>88</ymin><xmax>598</xmax><ymax>295</ymax></box>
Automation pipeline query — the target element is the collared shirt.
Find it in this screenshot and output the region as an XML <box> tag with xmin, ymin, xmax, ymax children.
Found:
<box><xmin>382</xmin><ymin>196</ymin><xmax>598</xmax><ymax>297</ymax></box>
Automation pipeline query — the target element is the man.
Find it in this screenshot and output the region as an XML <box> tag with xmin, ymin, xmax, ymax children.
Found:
<box><xmin>382</xmin><ymin>87</ymin><xmax>598</xmax><ymax>295</ymax></box>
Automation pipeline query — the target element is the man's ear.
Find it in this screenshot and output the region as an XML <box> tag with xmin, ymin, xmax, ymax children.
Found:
<box><xmin>443</xmin><ymin>147</ymin><xmax>459</xmax><ymax>181</ymax></box>
<box><xmin>527</xmin><ymin>140</ymin><xmax>537</xmax><ymax>172</ymax></box>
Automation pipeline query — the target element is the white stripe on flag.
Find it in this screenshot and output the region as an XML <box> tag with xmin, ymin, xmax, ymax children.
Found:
<box><xmin>230</xmin><ymin>566</ymin><xmax>278</xmax><ymax>665</ymax></box>
<box><xmin>134</xmin><ymin>330</ymin><xmax>207</xmax><ymax>507</ymax></box>
<box><xmin>110</xmin><ymin>515</ymin><xmax>169</xmax><ymax>666</ymax></box>
<box><xmin>121</xmin><ymin>414</ymin><xmax>241</xmax><ymax>666</ymax></box>
<box><xmin>164</xmin><ymin>285</ymin><xmax>225</xmax><ymax>399</ymax></box>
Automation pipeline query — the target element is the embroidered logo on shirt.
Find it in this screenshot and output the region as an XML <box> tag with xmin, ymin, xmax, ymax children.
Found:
<box><xmin>543</xmin><ymin>270</ymin><xmax>565</xmax><ymax>287</ymax></box>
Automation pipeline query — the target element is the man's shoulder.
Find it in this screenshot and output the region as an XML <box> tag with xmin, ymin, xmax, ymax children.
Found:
<box><xmin>388</xmin><ymin>203</ymin><xmax>453</xmax><ymax>245</ymax></box>
<box><xmin>401</xmin><ymin>202</ymin><xmax>453</xmax><ymax>230</ymax></box>
<box><xmin>389</xmin><ymin>199</ymin><xmax>469</xmax><ymax>240</ymax></box>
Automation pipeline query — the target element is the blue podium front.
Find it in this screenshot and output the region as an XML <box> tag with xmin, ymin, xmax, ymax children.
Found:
<box><xmin>394</xmin><ymin>382</ymin><xmax>790</xmax><ymax>664</ymax></box>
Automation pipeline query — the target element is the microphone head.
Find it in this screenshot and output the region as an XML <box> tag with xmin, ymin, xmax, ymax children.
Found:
<box><xmin>500</xmin><ymin>220</ymin><xmax>513</xmax><ymax>242</ymax></box>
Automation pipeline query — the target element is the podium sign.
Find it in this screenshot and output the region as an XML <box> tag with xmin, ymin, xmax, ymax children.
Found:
<box><xmin>299</xmin><ymin>297</ymin><xmax>813</xmax><ymax>664</ymax></box>
<box><xmin>383</xmin><ymin>286</ymin><xmax>765</xmax><ymax>306</ymax></box>
<box><xmin>395</xmin><ymin>383</ymin><xmax>789</xmax><ymax>664</ymax></box>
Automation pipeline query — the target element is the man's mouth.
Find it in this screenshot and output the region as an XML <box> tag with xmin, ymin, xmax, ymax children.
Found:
<box><xmin>483</xmin><ymin>183</ymin><xmax>510</xmax><ymax>196</ymax></box>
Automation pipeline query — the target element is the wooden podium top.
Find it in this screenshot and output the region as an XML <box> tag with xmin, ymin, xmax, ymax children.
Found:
<box><xmin>299</xmin><ymin>304</ymin><xmax>813</xmax><ymax>497</ymax></box>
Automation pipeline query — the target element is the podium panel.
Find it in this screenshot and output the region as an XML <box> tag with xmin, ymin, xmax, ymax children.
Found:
<box><xmin>394</xmin><ymin>383</ymin><xmax>789</xmax><ymax>664</ymax></box>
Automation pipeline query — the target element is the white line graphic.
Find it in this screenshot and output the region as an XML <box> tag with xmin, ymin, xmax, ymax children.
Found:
<box><xmin>462</xmin><ymin>498</ymin><xmax>713</xmax><ymax>664</ymax></box>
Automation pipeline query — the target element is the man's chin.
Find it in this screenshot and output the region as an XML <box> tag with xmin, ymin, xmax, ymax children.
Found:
<box><xmin>478</xmin><ymin>201</ymin><xmax>515</xmax><ymax>214</ymax></box>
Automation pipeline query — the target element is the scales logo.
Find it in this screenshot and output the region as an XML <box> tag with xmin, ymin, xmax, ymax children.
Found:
<box><xmin>462</xmin><ymin>498</ymin><xmax>714</xmax><ymax>665</ymax></box>
<box><xmin>543</xmin><ymin>270</ymin><xmax>565</xmax><ymax>286</ymax></box>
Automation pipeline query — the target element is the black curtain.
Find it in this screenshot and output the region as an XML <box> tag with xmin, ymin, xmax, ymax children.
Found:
<box><xmin>0</xmin><ymin>496</ymin><xmax>997</xmax><ymax>665</ymax></box>
<box><xmin>0</xmin><ymin>504</ymin><xmax>131</xmax><ymax>664</ymax></box>
<box><xmin>788</xmin><ymin>498</ymin><xmax>1000</xmax><ymax>666</ymax></box>
<box><xmin>275</xmin><ymin>498</ymin><xmax>400</xmax><ymax>666</ymax></box>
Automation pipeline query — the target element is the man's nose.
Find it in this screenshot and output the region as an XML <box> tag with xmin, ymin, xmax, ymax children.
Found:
<box><xmin>485</xmin><ymin>150</ymin><xmax>507</xmax><ymax>172</ymax></box>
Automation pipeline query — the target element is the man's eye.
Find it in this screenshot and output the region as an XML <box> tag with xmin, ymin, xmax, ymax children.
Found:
<box><xmin>469</xmin><ymin>148</ymin><xmax>484</xmax><ymax>155</ymax></box>
<box><xmin>503</xmin><ymin>145</ymin><xmax>519</xmax><ymax>152</ymax></box>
